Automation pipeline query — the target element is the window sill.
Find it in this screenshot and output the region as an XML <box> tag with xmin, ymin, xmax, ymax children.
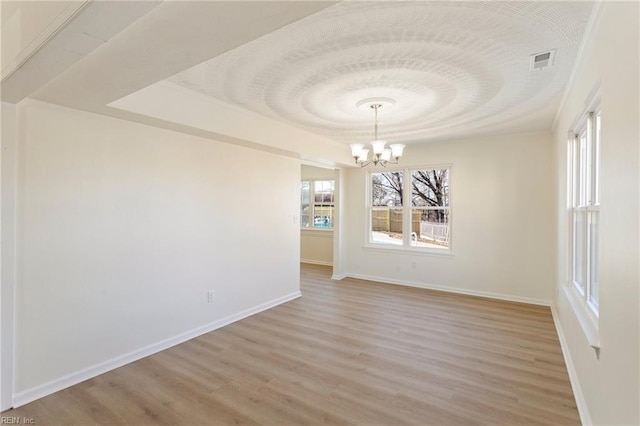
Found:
<box><xmin>301</xmin><ymin>227</ymin><xmax>334</xmax><ymax>234</ymax></box>
<box><xmin>562</xmin><ymin>282</ymin><xmax>600</xmax><ymax>352</ymax></box>
<box><xmin>362</xmin><ymin>243</ymin><xmax>454</xmax><ymax>257</ymax></box>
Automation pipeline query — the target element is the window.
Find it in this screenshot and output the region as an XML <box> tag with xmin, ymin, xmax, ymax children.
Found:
<box><xmin>569</xmin><ymin>108</ymin><xmax>600</xmax><ymax>315</ymax></box>
<box><xmin>369</xmin><ymin>167</ymin><xmax>450</xmax><ymax>251</ymax></box>
<box><xmin>301</xmin><ymin>179</ymin><xmax>334</xmax><ymax>228</ymax></box>
<box><xmin>371</xmin><ymin>171</ymin><xmax>404</xmax><ymax>245</ymax></box>
<box><xmin>412</xmin><ymin>169</ymin><xmax>450</xmax><ymax>248</ymax></box>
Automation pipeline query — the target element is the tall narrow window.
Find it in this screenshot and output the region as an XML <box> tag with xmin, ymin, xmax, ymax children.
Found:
<box><xmin>370</xmin><ymin>171</ymin><xmax>404</xmax><ymax>245</ymax></box>
<box><xmin>411</xmin><ymin>169</ymin><xmax>450</xmax><ymax>248</ymax></box>
<box><xmin>570</xmin><ymin>109</ymin><xmax>600</xmax><ymax>314</ymax></box>
<box><xmin>313</xmin><ymin>180</ymin><xmax>334</xmax><ymax>228</ymax></box>
<box><xmin>301</xmin><ymin>181</ymin><xmax>310</xmax><ymax>228</ymax></box>
<box><xmin>588</xmin><ymin>111</ymin><xmax>601</xmax><ymax>308</ymax></box>
<box><xmin>301</xmin><ymin>179</ymin><xmax>334</xmax><ymax>228</ymax></box>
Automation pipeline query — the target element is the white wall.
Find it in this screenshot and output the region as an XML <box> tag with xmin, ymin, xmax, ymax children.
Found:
<box><xmin>331</xmin><ymin>168</ymin><xmax>347</xmax><ymax>279</ymax></box>
<box><xmin>1</xmin><ymin>102</ymin><xmax>17</xmax><ymax>411</ymax></box>
<box><xmin>109</xmin><ymin>82</ymin><xmax>353</xmax><ymax>167</ymax></box>
<box><xmin>300</xmin><ymin>165</ymin><xmax>335</xmax><ymax>266</ymax></box>
<box><xmin>552</xmin><ymin>3</ymin><xmax>639</xmax><ymax>425</ymax></box>
<box><xmin>344</xmin><ymin>131</ymin><xmax>556</xmax><ymax>304</ymax></box>
<box><xmin>11</xmin><ymin>100</ymin><xmax>302</xmax><ymax>404</ymax></box>
<box><xmin>300</xmin><ymin>230</ymin><xmax>333</xmax><ymax>266</ymax></box>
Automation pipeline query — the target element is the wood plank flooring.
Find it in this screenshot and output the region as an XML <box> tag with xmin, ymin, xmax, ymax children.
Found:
<box><xmin>6</xmin><ymin>264</ymin><xmax>580</xmax><ymax>425</ymax></box>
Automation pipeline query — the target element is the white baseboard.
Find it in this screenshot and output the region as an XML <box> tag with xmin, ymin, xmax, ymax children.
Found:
<box><xmin>345</xmin><ymin>273</ymin><xmax>551</xmax><ymax>306</ymax></box>
<box><xmin>12</xmin><ymin>291</ymin><xmax>301</xmax><ymax>408</ymax></box>
<box><xmin>300</xmin><ymin>259</ymin><xmax>332</xmax><ymax>266</ymax></box>
<box><xmin>550</xmin><ymin>304</ymin><xmax>591</xmax><ymax>426</ymax></box>
<box><xmin>331</xmin><ymin>273</ymin><xmax>347</xmax><ymax>280</ymax></box>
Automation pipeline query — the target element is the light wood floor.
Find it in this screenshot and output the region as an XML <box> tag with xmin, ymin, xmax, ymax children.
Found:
<box><xmin>7</xmin><ymin>264</ymin><xmax>579</xmax><ymax>425</ymax></box>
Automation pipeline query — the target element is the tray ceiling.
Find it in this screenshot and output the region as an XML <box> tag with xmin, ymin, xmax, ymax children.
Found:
<box><xmin>168</xmin><ymin>1</ymin><xmax>593</xmax><ymax>144</ymax></box>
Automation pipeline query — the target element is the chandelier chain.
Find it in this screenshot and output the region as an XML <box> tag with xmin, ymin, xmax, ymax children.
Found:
<box><xmin>372</xmin><ymin>104</ymin><xmax>380</xmax><ymax>141</ymax></box>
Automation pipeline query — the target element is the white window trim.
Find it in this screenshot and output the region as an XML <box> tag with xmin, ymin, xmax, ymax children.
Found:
<box><xmin>364</xmin><ymin>165</ymin><xmax>453</xmax><ymax>255</ymax></box>
<box><xmin>563</xmin><ymin>283</ymin><xmax>600</xmax><ymax>350</ymax></box>
<box><xmin>301</xmin><ymin>227</ymin><xmax>333</xmax><ymax>234</ymax></box>
<box><xmin>565</xmin><ymin>91</ymin><xmax>601</xmax><ymax>355</ymax></box>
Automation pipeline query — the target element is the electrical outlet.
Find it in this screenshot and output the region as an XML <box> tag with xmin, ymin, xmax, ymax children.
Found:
<box><xmin>207</xmin><ymin>291</ymin><xmax>215</xmax><ymax>303</ymax></box>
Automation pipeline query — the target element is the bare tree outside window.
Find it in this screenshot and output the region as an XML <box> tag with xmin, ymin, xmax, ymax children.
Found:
<box><xmin>371</xmin><ymin>172</ymin><xmax>404</xmax><ymax>245</ymax></box>
<box><xmin>412</xmin><ymin>169</ymin><xmax>449</xmax><ymax>248</ymax></box>
<box><xmin>372</xmin><ymin>172</ymin><xmax>403</xmax><ymax>206</ymax></box>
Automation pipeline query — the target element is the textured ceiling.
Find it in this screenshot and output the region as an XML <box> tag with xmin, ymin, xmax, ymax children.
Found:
<box><xmin>168</xmin><ymin>1</ymin><xmax>594</xmax><ymax>145</ymax></box>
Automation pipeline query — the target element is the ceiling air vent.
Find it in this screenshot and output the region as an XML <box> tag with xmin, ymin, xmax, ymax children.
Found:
<box><xmin>530</xmin><ymin>50</ymin><xmax>556</xmax><ymax>71</ymax></box>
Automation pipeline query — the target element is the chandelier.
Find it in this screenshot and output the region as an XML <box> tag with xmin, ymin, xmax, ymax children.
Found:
<box><xmin>350</xmin><ymin>102</ymin><xmax>405</xmax><ymax>167</ymax></box>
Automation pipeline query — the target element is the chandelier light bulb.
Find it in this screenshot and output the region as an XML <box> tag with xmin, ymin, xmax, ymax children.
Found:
<box><xmin>370</xmin><ymin>140</ymin><xmax>387</xmax><ymax>155</ymax></box>
<box><xmin>350</xmin><ymin>143</ymin><xmax>364</xmax><ymax>158</ymax></box>
<box><xmin>389</xmin><ymin>144</ymin><xmax>405</xmax><ymax>159</ymax></box>
<box><xmin>381</xmin><ymin>148</ymin><xmax>392</xmax><ymax>162</ymax></box>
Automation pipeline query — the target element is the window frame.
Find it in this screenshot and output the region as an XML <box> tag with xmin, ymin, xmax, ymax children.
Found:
<box><xmin>565</xmin><ymin>94</ymin><xmax>601</xmax><ymax>353</ymax></box>
<box><xmin>569</xmin><ymin>108</ymin><xmax>600</xmax><ymax>315</ymax></box>
<box><xmin>365</xmin><ymin>165</ymin><xmax>452</xmax><ymax>255</ymax></box>
<box><xmin>301</xmin><ymin>179</ymin><xmax>335</xmax><ymax>230</ymax></box>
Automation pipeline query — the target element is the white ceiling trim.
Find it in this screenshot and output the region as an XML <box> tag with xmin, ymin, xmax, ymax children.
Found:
<box><xmin>1</xmin><ymin>1</ymin><xmax>163</xmax><ymax>103</ymax></box>
<box><xmin>1</xmin><ymin>0</ymin><xmax>90</xmax><ymax>82</ymax></box>
<box><xmin>551</xmin><ymin>0</ymin><xmax>605</xmax><ymax>131</ymax></box>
